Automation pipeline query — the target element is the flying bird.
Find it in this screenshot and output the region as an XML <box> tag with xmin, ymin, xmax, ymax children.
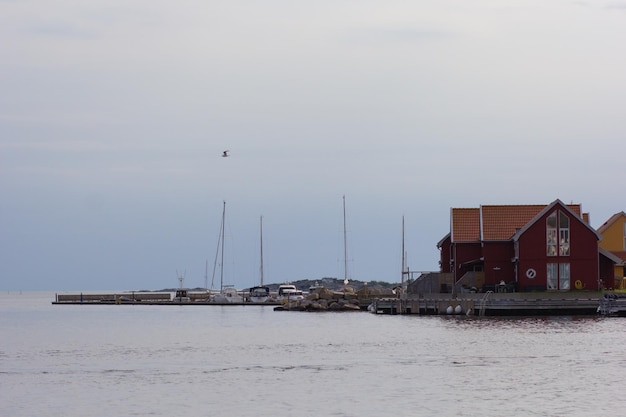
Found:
<box><xmin>222</xmin><ymin>150</ymin><xmax>230</xmax><ymax>157</ymax></box>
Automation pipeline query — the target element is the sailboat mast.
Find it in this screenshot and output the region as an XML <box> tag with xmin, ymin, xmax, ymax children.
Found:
<box><xmin>343</xmin><ymin>195</ymin><xmax>348</xmax><ymax>282</ymax></box>
<box><xmin>220</xmin><ymin>200</ymin><xmax>226</xmax><ymax>293</ymax></box>
<box><xmin>259</xmin><ymin>216</ymin><xmax>264</xmax><ymax>286</ymax></box>
<box><xmin>401</xmin><ymin>215</ymin><xmax>405</xmax><ymax>286</ymax></box>
<box><xmin>204</xmin><ymin>259</ymin><xmax>208</xmax><ymax>291</ymax></box>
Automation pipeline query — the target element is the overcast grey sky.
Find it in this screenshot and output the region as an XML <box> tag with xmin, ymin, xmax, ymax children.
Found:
<box><xmin>1</xmin><ymin>0</ymin><xmax>625</xmax><ymax>291</ymax></box>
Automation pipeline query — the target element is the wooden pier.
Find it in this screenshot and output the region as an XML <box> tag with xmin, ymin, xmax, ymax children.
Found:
<box><xmin>371</xmin><ymin>292</ymin><xmax>603</xmax><ymax>316</ymax></box>
<box><xmin>54</xmin><ymin>292</ymin><xmax>172</xmax><ymax>304</ymax></box>
<box><xmin>52</xmin><ymin>292</ymin><xmax>280</xmax><ymax>306</ymax></box>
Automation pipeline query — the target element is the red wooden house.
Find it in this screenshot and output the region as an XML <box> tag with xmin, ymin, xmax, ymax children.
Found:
<box><xmin>437</xmin><ymin>199</ymin><xmax>603</xmax><ymax>292</ymax></box>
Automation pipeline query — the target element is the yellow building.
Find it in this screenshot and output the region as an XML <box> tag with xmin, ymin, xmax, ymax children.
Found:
<box><xmin>598</xmin><ymin>212</ymin><xmax>626</xmax><ymax>290</ymax></box>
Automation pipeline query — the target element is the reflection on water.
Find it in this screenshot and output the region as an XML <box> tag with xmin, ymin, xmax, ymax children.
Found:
<box><xmin>2</xmin><ymin>292</ymin><xmax>626</xmax><ymax>417</ymax></box>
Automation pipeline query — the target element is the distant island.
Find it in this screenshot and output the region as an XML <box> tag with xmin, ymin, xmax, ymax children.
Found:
<box><xmin>157</xmin><ymin>277</ymin><xmax>401</xmax><ymax>293</ymax></box>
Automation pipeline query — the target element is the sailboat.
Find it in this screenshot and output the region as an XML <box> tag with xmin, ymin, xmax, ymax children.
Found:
<box><xmin>249</xmin><ymin>216</ymin><xmax>270</xmax><ymax>303</ymax></box>
<box><xmin>210</xmin><ymin>201</ymin><xmax>244</xmax><ymax>303</ymax></box>
<box><xmin>337</xmin><ymin>196</ymin><xmax>360</xmax><ymax>310</ymax></box>
<box><xmin>342</xmin><ymin>195</ymin><xmax>350</xmax><ymax>287</ymax></box>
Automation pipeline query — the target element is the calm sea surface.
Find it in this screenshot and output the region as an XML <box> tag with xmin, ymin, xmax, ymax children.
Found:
<box><xmin>1</xmin><ymin>292</ymin><xmax>626</xmax><ymax>417</ymax></box>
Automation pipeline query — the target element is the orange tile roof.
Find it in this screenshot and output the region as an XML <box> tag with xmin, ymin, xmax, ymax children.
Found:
<box><xmin>482</xmin><ymin>205</ymin><xmax>547</xmax><ymax>240</ymax></box>
<box><xmin>451</xmin><ymin>208</ymin><xmax>480</xmax><ymax>242</ymax></box>
<box><xmin>452</xmin><ymin>202</ymin><xmax>582</xmax><ymax>242</ymax></box>
<box><xmin>567</xmin><ymin>204</ymin><xmax>582</xmax><ymax>216</ymax></box>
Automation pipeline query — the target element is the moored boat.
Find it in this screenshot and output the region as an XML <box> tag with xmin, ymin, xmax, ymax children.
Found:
<box><xmin>249</xmin><ymin>216</ymin><xmax>270</xmax><ymax>303</ymax></box>
<box><xmin>249</xmin><ymin>285</ymin><xmax>270</xmax><ymax>303</ymax></box>
<box><xmin>277</xmin><ymin>284</ymin><xmax>304</xmax><ymax>301</ymax></box>
<box><xmin>173</xmin><ymin>289</ymin><xmax>190</xmax><ymax>303</ymax></box>
<box><xmin>173</xmin><ymin>271</ymin><xmax>191</xmax><ymax>303</ymax></box>
<box><xmin>212</xmin><ymin>285</ymin><xmax>244</xmax><ymax>303</ymax></box>
<box><xmin>208</xmin><ymin>201</ymin><xmax>244</xmax><ymax>304</ymax></box>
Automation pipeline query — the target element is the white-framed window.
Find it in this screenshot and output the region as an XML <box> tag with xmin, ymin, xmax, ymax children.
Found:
<box><xmin>547</xmin><ymin>210</ymin><xmax>570</xmax><ymax>257</ymax></box>
<box><xmin>623</xmin><ymin>222</ymin><xmax>626</xmax><ymax>250</ymax></box>
<box><xmin>559</xmin><ymin>263</ymin><xmax>570</xmax><ymax>290</ymax></box>
<box><xmin>547</xmin><ymin>212</ymin><xmax>557</xmax><ymax>256</ymax></box>
<box><xmin>559</xmin><ymin>211</ymin><xmax>570</xmax><ymax>256</ymax></box>
<box><xmin>547</xmin><ymin>262</ymin><xmax>570</xmax><ymax>290</ymax></box>
<box><xmin>547</xmin><ymin>263</ymin><xmax>558</xmax><ymax>289</ymax></box>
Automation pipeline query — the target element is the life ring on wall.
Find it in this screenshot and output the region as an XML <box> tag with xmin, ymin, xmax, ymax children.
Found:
<box><xmin>526</xmin><ymin>268</ymin><xmax>537</xmax><ymax>279</ymax></box>
<box><xmin>574</xmin><ymin>280</ymin><xmax>583</xmax><ymax>290</ymax></box>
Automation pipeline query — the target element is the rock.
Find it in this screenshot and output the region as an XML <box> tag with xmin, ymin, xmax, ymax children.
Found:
<box><xmin>328</xmin><ymin>302</ymin><xmax>342</xmax><ymax>311</ymax></box>
<box><xmin>276</xmin><ymin>293</ymin><xmax>362</xmax><ymax>312</ymax></box>
<box><xmin>314</xmin><ymin>288</ymin><xmax>333</xmax><ymax>300</ymax></box>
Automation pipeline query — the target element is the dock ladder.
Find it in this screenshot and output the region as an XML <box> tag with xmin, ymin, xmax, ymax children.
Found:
<box><xmin>479</xmin><ymin>291</ymin><xmax>493</xmax><ymax>316</ymax></box>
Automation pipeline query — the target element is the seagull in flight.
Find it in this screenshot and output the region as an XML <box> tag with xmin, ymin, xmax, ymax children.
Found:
<box><xmin>222</xmin><ymin>150</ymin><xmax>230</xmax><ymax>157</ymax></box>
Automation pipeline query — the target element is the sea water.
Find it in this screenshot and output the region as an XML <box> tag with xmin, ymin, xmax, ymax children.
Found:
<box><xmin>1</xmin><ymin>292</ymin><xmax>625</xmax><ymax>417</ymax></box>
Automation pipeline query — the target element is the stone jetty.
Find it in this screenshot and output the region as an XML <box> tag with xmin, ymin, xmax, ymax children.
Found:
<box><xmin>274</xmin><ymin>286</ymin><xmax>381</xmax><ymax>311</ymax></box>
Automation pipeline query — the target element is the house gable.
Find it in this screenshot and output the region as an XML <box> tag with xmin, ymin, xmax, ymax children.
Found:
<box><xmin>598</xmin><ymin>211</ymin><xmax>626</xmax><ymax>252</ymax></box>
<box><xmin>512</xmin><ymin>199</ymin><xmax>598</xmax><ymax>243</ymax></box>
<box><xmin>513</xmin><ymin>200</ymin><xmax>600</xmax><ymax>291</ymax></box>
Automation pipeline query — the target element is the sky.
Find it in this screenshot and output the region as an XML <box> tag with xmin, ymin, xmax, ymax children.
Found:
<box><xmin>1</xmin><ymin>0</ymin><xmax>625</xmax><ymax>291</ymax></box>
